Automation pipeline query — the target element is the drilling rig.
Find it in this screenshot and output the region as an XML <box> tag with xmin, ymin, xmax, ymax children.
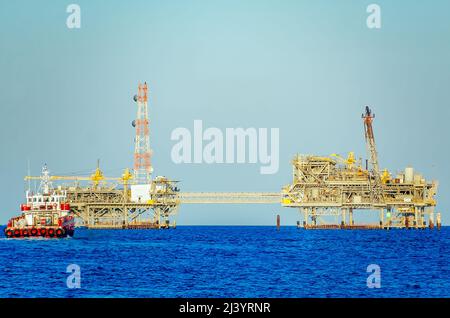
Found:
<box><xmin>282</xmin><ymin>106</ymin><xmax>439</xmax><ymax>229</ymax></box>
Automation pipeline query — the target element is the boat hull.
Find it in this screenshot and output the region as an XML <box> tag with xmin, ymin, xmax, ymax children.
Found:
<box><xmin>4</xmin><ymin>226</ymin><xmax>74</xmax><ymax>238</ymax></box>
<box><xmin>4</xmin><ymin>215</ymin><xmax>75</xmax><ymax>239</ymax></box>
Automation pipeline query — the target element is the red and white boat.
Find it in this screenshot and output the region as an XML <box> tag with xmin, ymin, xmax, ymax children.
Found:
<box><xmin>4</xmin><ymin>165</ymin><xmax>75</xmax><ymax>239</ymax></box>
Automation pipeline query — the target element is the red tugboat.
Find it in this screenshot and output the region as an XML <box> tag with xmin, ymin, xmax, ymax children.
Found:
<box><xmin>4</xmin><ymin>165</ymin><xmax>75</xmax><ymax>239</ymax></box>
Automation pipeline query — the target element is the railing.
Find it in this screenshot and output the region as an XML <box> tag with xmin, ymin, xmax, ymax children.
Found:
<box><xmin>179</xmin><ymin>192</ymin><xmax>282</xmax><ymax>204</ymax></box>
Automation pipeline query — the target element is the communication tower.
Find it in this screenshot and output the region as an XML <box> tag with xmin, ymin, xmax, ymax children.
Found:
<box><xmin>132</xmin><ymin>82</ymin><xmax>153</xmax><ymax>184</ymax></box>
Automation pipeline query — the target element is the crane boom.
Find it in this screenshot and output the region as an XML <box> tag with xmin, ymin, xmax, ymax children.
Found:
<box><xmin>362</xmin><ymin>106</ymin><xmax>384</xmax><ymax>204</ymax></box>
<box><xmin>362</xmin><ymin>106</ymin><xmax>380</xmax><ymax>176</ymax></box>
<box><xmin>24</xmin><ymin>165</ymin><xmax>133</xmax><ymax>189</ymax></box>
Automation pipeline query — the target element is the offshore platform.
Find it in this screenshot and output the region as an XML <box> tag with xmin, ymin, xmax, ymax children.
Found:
<box><xmin>282</xmin><ymin>107</ymin><xmax>440</xmax><ymax>229</ymax></box>
<box><xmin>26</xmin><ymin>83</ymin><xmax>180</xmax><ymax>229</ymax></box>
<box><xmin>24</xmin><ymin>84</ymin><xmax>440</xmax><ymax>230</ymax></box>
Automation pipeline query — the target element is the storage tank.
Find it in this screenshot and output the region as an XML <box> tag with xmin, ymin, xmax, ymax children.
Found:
<box><xmin>405</xmin><ymin>167</ymin><xmax>414</xmax><ymax>183</ymax></box>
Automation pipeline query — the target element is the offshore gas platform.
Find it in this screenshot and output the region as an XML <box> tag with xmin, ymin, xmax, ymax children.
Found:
<box><xmin>25</xmin><ymin>83</ymin><xmax>180</xmax><ymax>229</ymax></box>
<box><xmin>23</xmin><ymin>84</ymin><xmax>440</xmax><ymax>230</ymax></box>
<box><xmin>282</xmin><ymin>107</ymin><xmax>440</xmax><ymax>229</ymax></box>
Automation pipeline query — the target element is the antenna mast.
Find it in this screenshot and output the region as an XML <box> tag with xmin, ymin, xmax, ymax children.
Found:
<box><xmin>39</xmin><ymin>164</ymin><xmax>53</xmax><ymax>195</ymax></box>
<box><xmin>133</xmin><ymin>82</ymin><xmax>153</xmax><ymax>184</ymax></box>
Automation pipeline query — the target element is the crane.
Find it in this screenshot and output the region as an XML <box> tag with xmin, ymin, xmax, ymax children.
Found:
<box><xmin>362</xmin><ymin>106</ymin><xmax>380</xmax><ymax>176</ymax></box>
<box><xmin>330</xmin><ymin>152</ymin><xmax>358</xmax><ymax>170</ymax></box>
<box><xmin>362</xmin><ymin>106</ymin><xmax>384</xmax><ymax>203</ymax></box>
<box><xmin>24</xmin><ymin>161</ymin><xmax>134</xmax><ymax>190</ymax></box>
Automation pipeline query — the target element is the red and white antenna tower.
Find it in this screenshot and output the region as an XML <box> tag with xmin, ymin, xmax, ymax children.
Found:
<box><xmin>133</xmin><ymin>82</ymin><xmax>153</xmax><ymax>184</ymax></box>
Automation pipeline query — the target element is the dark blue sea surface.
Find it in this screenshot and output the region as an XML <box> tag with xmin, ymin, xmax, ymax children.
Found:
<box><xmin>0</xmin><ymin>226</ymin><xmax>449</xmax><ymax>298</ymax></box>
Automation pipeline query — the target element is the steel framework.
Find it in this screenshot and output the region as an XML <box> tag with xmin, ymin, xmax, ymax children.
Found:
<box><xmin>23</xmin><ymin>99</ymin><xmax>440</xmax><ymax>230</ymax></box>
<box><xmin>281</xmin><ymin>107</ymin><xmax>440</xmax><ymax>229</ymax></box>
<box><xmin>65</xmin><ymin>177</ymin><xmax>180</xmax><ymax>229</ymax></box>
<box><xmin>133</xmin><ymin>82</ymin><xmax>153</xmax><ymax>184</ymax></box>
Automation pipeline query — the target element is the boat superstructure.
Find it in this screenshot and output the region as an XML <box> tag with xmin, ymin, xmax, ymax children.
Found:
<box><xmin>4</xmin><ymin>165</ymin><xmax>75</xmax><ymax>238</ymax></box>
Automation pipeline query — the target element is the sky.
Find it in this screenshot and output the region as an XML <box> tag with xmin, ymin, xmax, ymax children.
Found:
<box><xmin>0</xmin><ymin>0</ymin><xmax>449</xmax><ymax>225</ymax></box>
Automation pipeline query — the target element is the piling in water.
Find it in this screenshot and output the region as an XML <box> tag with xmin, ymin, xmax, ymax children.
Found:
<box><xmin>437</xmin><ymin>213</ymin><xmax>441</xmax><ymax>230</ymax></box>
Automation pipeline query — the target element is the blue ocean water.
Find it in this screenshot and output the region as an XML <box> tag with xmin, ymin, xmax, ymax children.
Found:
<box><xmin>0</xmin><ymin>226</ymin><xmax>449</xmax><ymax>298</ymax></box>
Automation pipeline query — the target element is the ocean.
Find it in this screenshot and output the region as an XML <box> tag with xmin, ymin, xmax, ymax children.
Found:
<box><xmin>0</xmin><ymin>226</ymin><xmax>449</xmax><ymax>298</ymax></box>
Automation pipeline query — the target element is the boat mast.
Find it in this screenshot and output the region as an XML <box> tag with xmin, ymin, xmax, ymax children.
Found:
<box><xmin>39</xmin><ymin>164</ymin><xmax>53</xmax><ymax>195</ymax></box>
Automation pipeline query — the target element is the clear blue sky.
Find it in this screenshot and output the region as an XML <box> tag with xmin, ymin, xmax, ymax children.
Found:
<box><xmin>0</xmin><ymin>0</ymin><xmax>449</xmax><ymax>225</ymax></box>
